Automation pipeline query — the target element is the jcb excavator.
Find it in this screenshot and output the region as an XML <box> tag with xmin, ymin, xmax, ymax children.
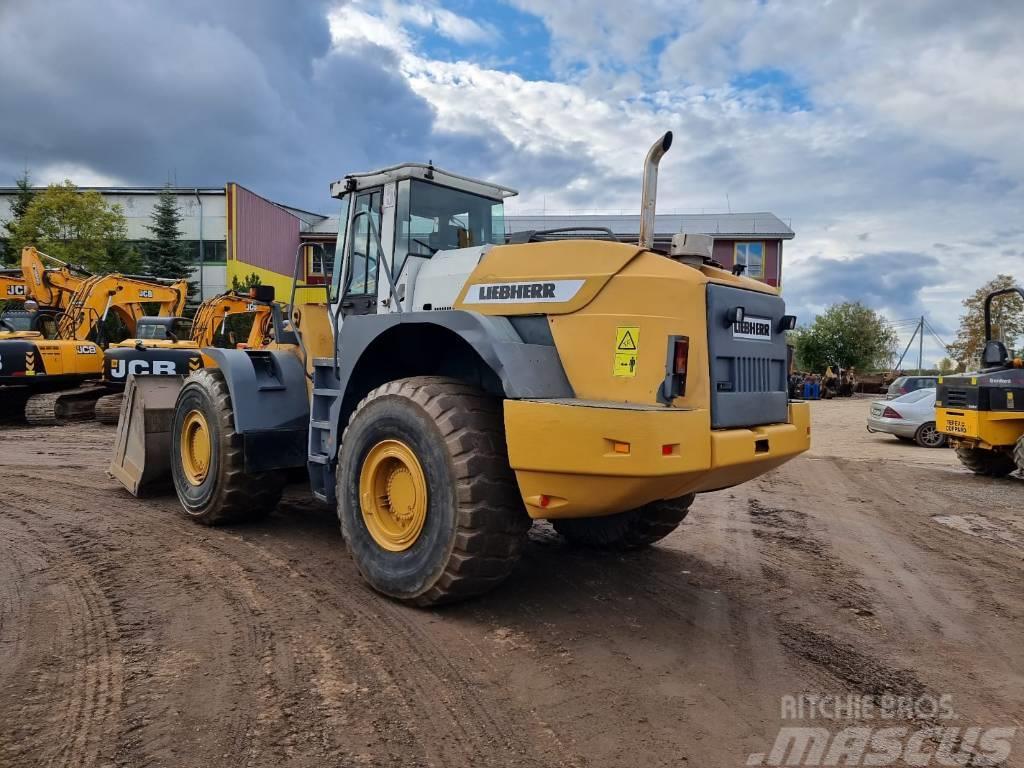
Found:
<box><xmin>94</xmin><ymin>287</ymin><xmax>277</xmax><ymax>423</ymax></box>
<box><xmin>0</xmin><ymin>262</ymin><xmax>188</xmax><ymax>424</ymax></box>
<box><xmin>1</xmin><ymin>270</ymin><xmax>28</xmax><ymax>303</ymax></box>
<box><xmin>113</xmin><ymin>133</ymin><xmax>811</xmax><ymax>606</ymax></box>
<box><xmin>0</xmin><ymin>248</ymin><xmax>89</xmax><ymax>335</ymax></box>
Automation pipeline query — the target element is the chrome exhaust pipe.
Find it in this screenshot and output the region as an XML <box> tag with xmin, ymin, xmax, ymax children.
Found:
<box><xmin>639</xmin><ymin>131</ymin><xmax>673</xmax><ymax>249</ymax></box>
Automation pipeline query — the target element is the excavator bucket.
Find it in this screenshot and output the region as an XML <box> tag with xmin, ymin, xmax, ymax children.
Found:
<box><xmin>109</xmin><ymin>374</ymin><xmax>185</xmax><ymax>496</ymax></box>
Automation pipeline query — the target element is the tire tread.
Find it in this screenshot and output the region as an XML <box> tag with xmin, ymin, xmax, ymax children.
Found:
<box><xmin>338</xmin><ymin>376</ymin><xmax>530</xmax><ymax>605</ymax></box>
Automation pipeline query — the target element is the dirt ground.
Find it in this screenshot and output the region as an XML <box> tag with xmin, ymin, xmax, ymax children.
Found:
<box><xmin>1</xmin><ymin>397</ymin><xmax>1023</xmax><ymax>767</ymax></box>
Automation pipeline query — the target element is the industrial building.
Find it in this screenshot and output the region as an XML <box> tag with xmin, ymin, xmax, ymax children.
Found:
<box><xmin>0</xmin><ymin>184</ymin><xmax>794</xmax><ymax>297</ymax></box>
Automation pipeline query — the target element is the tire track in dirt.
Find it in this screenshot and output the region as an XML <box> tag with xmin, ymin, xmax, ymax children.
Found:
<box><xmin>0</xmin><ymin>502</ymin><xmax>124</xmax><ymax>768</ymax></box>
<box><xmin>211</xmin><ymin>512</ymin><xmax>570</xmax><ymax>767</ymax></box>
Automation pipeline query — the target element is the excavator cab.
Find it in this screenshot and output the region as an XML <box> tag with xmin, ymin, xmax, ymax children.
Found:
<box><xmin>134</xmin><ymin>317</ymin><xmax>194</xmax><ymax>343</ymax></box>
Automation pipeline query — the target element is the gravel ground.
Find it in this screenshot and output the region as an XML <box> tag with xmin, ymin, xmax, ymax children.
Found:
<box><xmin>1</xmin><ymin>398</ymin><xmax>1022</xmax><ymax>767</ymax></box>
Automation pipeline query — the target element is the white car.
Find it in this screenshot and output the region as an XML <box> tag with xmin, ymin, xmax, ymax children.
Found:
<box><xmin>866</xmin><ymin>388</ymin><xmax>947</xmax><ymax>448</ymax></box>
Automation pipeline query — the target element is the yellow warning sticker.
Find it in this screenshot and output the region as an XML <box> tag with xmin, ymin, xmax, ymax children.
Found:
<box><xmin>614</xmin><ymin>326</ymin><xmax>639</xmax><ymax>377</ymax></box>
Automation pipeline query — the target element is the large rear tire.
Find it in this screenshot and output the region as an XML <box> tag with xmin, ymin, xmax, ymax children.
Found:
<box><xmin>1013</xmin><ymin>435</ymin><xmax>1024</xmax><ymax>475</ymax></box>
<box><xmin>337</xmin><ymin>376</ymin><xmax>530</xmax><ymax>606</ymax></box>
<box><xmin>552</xmin><ymin>494</ymin><xmax>695</xmax><ymax>550</ymax></box>
<box><xmin>955</xmin><ymin>445</ymin><xmax>1016</xmax><ymax>477</ymax></box>
<box><xmin>170</xmin><ymin>369</ymin><xmax>286</xmax><ymax>525</ymax></box>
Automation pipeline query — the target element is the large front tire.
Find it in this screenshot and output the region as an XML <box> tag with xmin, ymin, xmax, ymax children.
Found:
<box><xmin>552</xmin><ymin>494</ymin><xmax>695</xmax><ymax>550</ymax></box>
<box><xmin>955</xmin><ymin>445</ymin><xmax>1016</xmax><ymax>477</ymax></box>
<box><xmin>170</xmin><ymin>369</ymin><xmax>286</xmax><ymax>525</ymax></box>
<box><xmin>337</xmin><ymin>377</ymin><xmax>530</xmax><ymax>606</ymax></box>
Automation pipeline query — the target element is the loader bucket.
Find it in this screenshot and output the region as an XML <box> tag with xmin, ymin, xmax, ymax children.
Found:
<box><xmin>109</xmin><ymin>374</ymin><xmax>185</xmax><ymax>496</ymax></box>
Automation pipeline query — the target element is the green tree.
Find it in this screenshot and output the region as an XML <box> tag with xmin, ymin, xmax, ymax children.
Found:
<box><xmin>946</xmin><ymin>275</ymin><xmax>1024</xmax><ymax>367</ymax></box>
<box><xmin>793</xmin><ymin>302</ymin><xmax>898</xmax><ymax>372</ymax></box>
<box><xmin>1</xmin><ymin>169</ymin><xmax>37</xmax><ymax>265</ymax></box>
<box><xmin>8</xmin><ymin>180</ymin><xmax>141</xmax><ymax>273</ymax></box>
<box><xmin>936</xmin><ymin>357</ymin><xmax>956</xmax><ymax>374</ymax></box>
<box><xmin>144</xmin><ymin>185</ymin><xmax>193</xmax><ymax>282</ymax></box>
<box><xmin>231</xmin><ymin>271</ymin><xmax>263</xmax><ymax>292</ymax></box>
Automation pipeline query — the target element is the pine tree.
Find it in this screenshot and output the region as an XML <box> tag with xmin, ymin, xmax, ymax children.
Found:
<box><xmin>145</xmin><ymin>184</ymin><xmax>194</xmax><ymax>296</ymax></box>
<box><xmin>2</xmin><ymin>169</ymin><xmax>36</xmax><ymax>265</ymax></box>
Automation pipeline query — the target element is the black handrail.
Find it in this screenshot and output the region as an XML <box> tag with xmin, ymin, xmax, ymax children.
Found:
<box><xmin>507</xmin><ymin>226</ymin><xmax>618</xmax><ymax>244</ymax></box>
<box><xmin>983</xmin><ymin>287</ymin><xmax>1024</xmax><ymax>340</ymax></box>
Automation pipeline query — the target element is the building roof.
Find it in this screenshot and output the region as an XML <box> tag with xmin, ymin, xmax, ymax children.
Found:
<box><xmin>504</xmin><ymin>212</ymin><xmax>794</xmax><ymax>239</ymax></box>
<box><xmin>0</xmin><ymin>186</ymin><xmax>226</xmax><ymax>195</ymax></box>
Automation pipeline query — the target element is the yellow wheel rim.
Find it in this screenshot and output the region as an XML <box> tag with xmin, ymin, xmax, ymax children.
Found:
<box><xmin>359</xmin><ymin>439</ymin><xmax>428</xmax><ymax>552</ymax></box>
<box><xmin>180</xmin><ymin>409</ymin><xmax>212</xmax><ymax>486</ymax></box>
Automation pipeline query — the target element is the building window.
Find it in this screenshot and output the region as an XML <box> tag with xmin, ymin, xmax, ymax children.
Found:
<box><xmin>734</xmin><ymin>241</ymin><xmax>764</xmax><ymax>278</ymax></box>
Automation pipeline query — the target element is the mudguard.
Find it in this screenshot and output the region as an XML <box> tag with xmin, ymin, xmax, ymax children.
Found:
<box><xmin>202</xmin><ymin>348</ymin><xmax>309</xmax><ymax>473</ymax></box>
<box><xmin>334</xmin><ymin>310</ymin><xmax>573</xmax><ymax>406</ymax></box>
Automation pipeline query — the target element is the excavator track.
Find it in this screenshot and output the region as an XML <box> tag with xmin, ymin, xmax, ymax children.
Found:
<box><xmin>25</xmin><ymin>385</ymin><xmax>107</xmax><ymax>426</ymax></box>
<box><xmin>94</xmin><ymin>393</ymin><xmax>125</xmax><ymax>425</ymax></box>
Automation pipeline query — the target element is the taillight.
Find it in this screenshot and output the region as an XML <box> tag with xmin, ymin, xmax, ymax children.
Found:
<box><xmin>882</xmin><ymin>407</ymin><xmax>902</xmax><ymax>419</ymax></box>
<box><xmin>661</xmin><ymin>335</ymin><xmax>689</xmax><ymax>401</ymax></box>
<box><xmin>673</xmin><ymin>337</ymin><xmax>689</xmax><ymax>375</ymax></box>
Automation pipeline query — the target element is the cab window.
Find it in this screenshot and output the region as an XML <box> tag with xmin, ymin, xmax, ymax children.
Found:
<box><xmin>393</xmin><ymin>179</ymin><xmax>505</xmax><ymax>278</ymax></box>
<box><xmin>344</xmin><ymin>190</ymin><xmax>382</xmax><ymax>296</ymax></box>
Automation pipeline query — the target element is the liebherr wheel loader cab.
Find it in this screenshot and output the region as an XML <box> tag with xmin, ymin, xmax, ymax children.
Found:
<box><xmin>936</xmin><ymin>287</ymin><xmax>1024</xmax><ymax>476</ymax></box>
<box><xmin>127</xmin><ymin>133</ymin><xmax>810</xmax><ymax>605</ymax></box>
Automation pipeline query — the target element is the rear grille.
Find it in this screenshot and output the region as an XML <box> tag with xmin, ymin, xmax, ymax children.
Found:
<box><xmin>706</xmin><ymin>283</ymin><xmax>789</xmax><ymax>429</ymax></box>
<box><xmin>734</xmin><ymin>356</ymin><xmax>774</xmax><ymax>393</ymax></box>
<box><xmin>945</xmin><ymin>388</ymin><xmax>969</xmax><ymax>407</ymax></box>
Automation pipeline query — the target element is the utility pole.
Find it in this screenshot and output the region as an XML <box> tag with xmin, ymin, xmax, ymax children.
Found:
<box><xmin>917</xmin><ymin>315</ymin><xmax>924</xmax><ymax>375</ymax></box>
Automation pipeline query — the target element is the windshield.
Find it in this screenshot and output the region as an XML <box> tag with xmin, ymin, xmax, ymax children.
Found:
<box><xmin>393</xmin><ymin>179</ymin><xmax>505</xmax><ymax>277</ymax></box>
<box><xmin>136</xmin><ymin>320</ymin><xmax>192</xmax><ymax>340</ymax></box>
<box><xmin>892</xmin><ymin>388</ymin><xmax>934</xmax><ymax>404</ymax></box>
<box><xmin>0</xmin><ymin>311</ymin><xmax>32</xmax><ymax>331</ymax></box>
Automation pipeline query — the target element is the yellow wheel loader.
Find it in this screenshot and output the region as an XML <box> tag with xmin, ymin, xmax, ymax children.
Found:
<box><xmin>936</xmin><ymin>287</ymin><xmax>1024</xmax><ymax>475</ymax></box>
<box><xmin>94</xmin><ymin>287</ymin><xmax>278</xmax><ymax>423</ymax></box>
<box><xmin>113</xmin><ymin>133</ymin><xmax>811</xmax><ymax>605</ymax></box>
<box><xmin>0</xmin><ymin>256</ymin><xmax>189</xmax><ymax>424</ymax></box>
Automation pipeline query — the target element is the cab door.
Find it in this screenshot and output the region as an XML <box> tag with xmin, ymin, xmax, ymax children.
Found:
<box><xmin>340</xmin><ymin>188</ymin><xmax>383</xmax><ymax>317</ymax></box>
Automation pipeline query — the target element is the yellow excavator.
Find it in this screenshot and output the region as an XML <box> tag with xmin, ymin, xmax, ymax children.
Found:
<box><xmin>0</xmin><ymin>255</ymin><xmax>188</xmax><ymax>424</ymax></box>
<box><xmin>1</xmin><ymin>269</ymin><xmax>28</xmax><ymax>303</ymax></box>
<box><xmin>1</xmin><ymin>248</ymin><xmax>89</xmax><ymax>336</ymax></box>
<box><xmin>94</xmin><ymin>287</ymin><xmax>277</xmax><ymax>422</ymax></box>
<box><xmin>114</xmin><ymin>134</ymin><xmax>811</xmax><ymax>606</ymax></box>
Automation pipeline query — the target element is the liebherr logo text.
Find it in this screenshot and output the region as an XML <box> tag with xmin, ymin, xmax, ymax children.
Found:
<box><xmin>733</xmin><ymin>315</ymin><xmax>772</xmax><ymax>340</ymax></box>
<box><xmin>464</xmin><ymin>279</ymin><xmax>585</xmax><ymax>304</ymax></box>
<box><xmin>480</xmin><ymin>283</ymin><xmax>554</xmax><ymax>300</ymax></box>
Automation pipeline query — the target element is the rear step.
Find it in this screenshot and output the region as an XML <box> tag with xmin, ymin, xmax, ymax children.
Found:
<box><xmin>310</xmin><ymin>361</ymin><xmax>341</xmax><ymax>505</ymax></box>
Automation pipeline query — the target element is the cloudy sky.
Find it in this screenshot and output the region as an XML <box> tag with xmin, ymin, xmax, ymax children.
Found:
<box><xmin>2</xmin><ymin>0</ymin><xmax>1022</xmax><ymax>364</ymax></box>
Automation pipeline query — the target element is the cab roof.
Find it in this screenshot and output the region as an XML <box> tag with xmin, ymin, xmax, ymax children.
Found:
<box><xmin>330</xmin><ymin>163</ymin><xmax>517</xmax><ymax>201</ymax></box>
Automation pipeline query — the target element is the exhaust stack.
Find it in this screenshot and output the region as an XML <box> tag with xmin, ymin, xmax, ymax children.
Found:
<box><xmin>639</xmin><ymin>131</ymin><xmax>673</xmax><ymax>249</ymax></box>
